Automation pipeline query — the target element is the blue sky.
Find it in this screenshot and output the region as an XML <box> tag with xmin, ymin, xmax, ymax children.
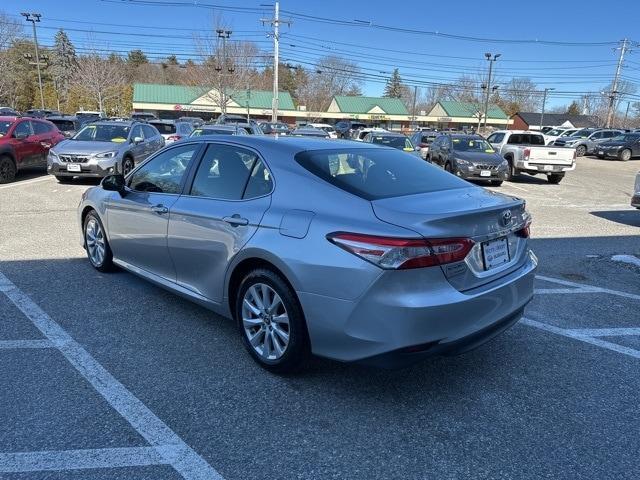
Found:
<box><xmin>4</xmin><ymin>0</ymin><xmax>640</xmax><ymax>109</ymax></box>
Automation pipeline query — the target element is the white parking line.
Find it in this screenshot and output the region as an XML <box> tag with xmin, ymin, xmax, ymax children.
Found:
<box><xmin>522</xmin><ymin>318</ymin><xmax>640</xmax><ymax>360</ymax></box>
<box><xmin>535</xmin><ymin>274</ymin><xmax>640</xmax><ymax>301</ymax></box>
<box><xmin>534</xmin><ymin>288</ymin><xmax>598</xmax><ymax>294</ymax></box>
<box><xmin>0</xmin><ymin>177</ymin><xmax>50</xmax><ymax>190</ymax></box>
<box><xmin>563</xmin><ymin>327</ymin><xmax>640</xmax><ymax>337</ymax></box>
<box><xmin>0</xmin><ymin>272</ymin><xmax>224</xmax><ymax>480</ymax></box>
<box><xmin>0</xmin><ymin>447</ymin><xmax>168</xmax><ymax>473</ymax></box>
<box><xmin>0</xmin><ymin>339</ymin><xmax>54</xmax><ymax>349</ymax></box>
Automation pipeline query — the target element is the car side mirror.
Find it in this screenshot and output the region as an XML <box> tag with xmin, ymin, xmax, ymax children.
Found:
<box><xmin>132</xmin><ymin>136</ymin><xmax>143</xmax><ymax>144</ymax></box>
<box><xmin>14</xmin><ymin>132</ymin><xmax>28</xmax><ymax>140</ymax></box>
<box><xmin>102</xmin><ymin>174</ymin><xmax>127</xmax><ymax>196</ymax></box>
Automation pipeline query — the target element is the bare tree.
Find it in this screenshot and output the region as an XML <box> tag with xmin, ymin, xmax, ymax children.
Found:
<box><xmin>187</xmin><ymin>17</ymin><xmax>266</xmax><ymax>113</ymax></box>
<box><xmin>72</xmin><ymin>48</ymin><xmax>126</xmax><ymax>113</ymax></box>
<box><xmin>496</xmin><ymin>77</ymin><xmax>540</xmax><ymax>115</ymax></box>
<box><xmin>297</xmin><ymin>55</ymin><xmax>362</xmax><ymax>112</ymax></box>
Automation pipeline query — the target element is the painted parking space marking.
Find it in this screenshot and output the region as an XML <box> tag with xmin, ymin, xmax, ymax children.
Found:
<box><xmin>0</xmin><ymin>339</ymin><xmax>54</xmax><ymax>349</ymax></box>
<box><xmin>0</xmin><ymin>447</ymin><xmax>169</xmax><ymax>473</ymax></box>
<box><xmin>535</xmin><ymin>274</ymin><xmax>640</xmax><ymax>301</ymax></box>
<box><xmin>563</xmin><ymin>327</ymin><xmax>640</xmax><ymax>337</ymax></box>
<box><xmin>522</xmin><ymin>318</ymin><xmax>640</xmax><ymax>360</ymax></box>
<box><xmin>0</xmin><ymin>272</ymin><xmax>224</xmax><ymax>480</ymax></box>
<box><xmin>0</xmin><ymin>177</ymin><xmax>51</xmax><ymax>190</ymax></box>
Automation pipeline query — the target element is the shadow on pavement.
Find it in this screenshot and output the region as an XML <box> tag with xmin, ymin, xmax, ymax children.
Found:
<box><xmin>590</xmin><ymin>210</ymin><xmax>640</xmax><ymax>227</ymax></box>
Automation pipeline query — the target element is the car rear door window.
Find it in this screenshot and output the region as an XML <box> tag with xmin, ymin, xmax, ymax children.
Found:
<box><xmin>32</xmin><ymin>121</ymin><xmax>52</xmax><ymax>134</ymax></box>
<box><xmin>142</xmin><ymin>125</ymin><xmax>159</xmax><ymax>139</ymax></box>
<box><xmin>189</xmin><ymin>144</ymin><xmax>260</xmax><ymax>200</ymax></box>
<box><xmin>128</xmin><ymin>144</ymin><xmax>199</xmax><ymax>194</ymax></box>
<box><xmin>295</xmin><ymin>148</ymin><xmax>467</xmax><ymax>201</ymax></box>
<box><xmin>131</xmin><ymin>125</ymin><xmax>143</xmax><ymax>140</ymax></box>
<box><xmin>13</xmin><ymin>121</ymin><xmax>33</xmax><ymax>138</ymax></box>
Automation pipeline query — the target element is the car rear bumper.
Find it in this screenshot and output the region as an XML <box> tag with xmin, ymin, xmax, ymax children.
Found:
<box><xmin>299</xmin><ymin>249</ymin><xmax>537</xmax><ymax>366</ymax></box>
<box><xmin>516</xmin><ymin>161</ymin><xmax>575</xmax><ymax>173</ymax></box>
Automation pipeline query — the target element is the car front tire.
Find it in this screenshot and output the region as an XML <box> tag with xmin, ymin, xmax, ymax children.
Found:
<box><xmin>83</xmin><ymin>211</ymin><xmax>115</xmax><ymax>272</ymax></box>
<box><xmin>0</xmin><ymin>155</ymin><xmax>16</xmax><ymax>184</ymax></box>
<box><xmin>619</xmin><ymin>149</ymin><xmax>632</xmax><ymax>161</ymax></box>
<box><xmin>236</xmin><ymin>268</ymin><xmax>310</xmax><ymax>373</ymax></box>
<box><xmin>575</xmin><ymin>145</ymin><xmax>586</xmax><ymax>157</ymax></box>
<box><xmin>55</xmin><ymin>175</ymin><xmax>72</xmax><ymax>183</ymax></box>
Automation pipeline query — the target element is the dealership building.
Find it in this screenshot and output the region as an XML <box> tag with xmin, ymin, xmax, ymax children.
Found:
<box><xmin>132</xmin><ymin>83</ymin><xmax>512</xmax><ymax>130</ymax></box>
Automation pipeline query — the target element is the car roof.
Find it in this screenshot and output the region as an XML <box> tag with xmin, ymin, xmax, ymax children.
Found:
<box><xmin>369</xmin><ymin>132</ymin><xmax>406</xmax><ymax>137</ymax></box>
<box><xmin>90</xmin><ymin>120</ymin><xmax>135</xmax><ymax>126</ymax></box>
<box><xmin>47</xmin><ymin>115</ymin><xmax>79</xmax><ymax>121</ymax></box>
<box><xmin>0</xmin><ymin>116</ymin><xmax>19</xmax><ymax>122</ymax></box>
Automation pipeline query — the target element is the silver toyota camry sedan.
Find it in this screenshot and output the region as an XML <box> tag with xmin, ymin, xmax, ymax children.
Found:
<box><xmin>78</xmin><ymin>136</ymin><xmax>537</xmax><ymax>372</ymax></box>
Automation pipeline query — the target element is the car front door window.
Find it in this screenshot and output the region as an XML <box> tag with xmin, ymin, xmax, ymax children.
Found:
<box><xmin>129</xmin><ymin>144</ymin><xmax>199</xmax><ymax>194</ymax></box>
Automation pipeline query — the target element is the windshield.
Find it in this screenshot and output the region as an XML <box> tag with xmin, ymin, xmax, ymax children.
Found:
<box><xmin>0</xmin><ymin>121</ymin><xmax>13</xmax><ymax>136</ymax></box>
<box><xmin>370</xmin><ymin>135</ymin><xmax>413</xmax><ymax>150</ymax></box>
<box><xmin>295</xmin><ymin>148</ymin><xmax>467</xmax><ymax>201</ymax></box>
<box><xmin>546</xmin><ymin>129</ymin><xmax>565</xmax><ymax>136</ymax></box>
<box><xmin>611</xmin><ymin>134</ymin><xmax>640</xmax><ymax>143</ymax></box>
<box><xmin>73</xmin><ymin>124</ymin><xmax>130</xmax><ymax>142</ymax></box>
<box><xmin>150</xmin><ymin>122</ymin><xmax>176</xmax><ymax>134</ymax></box>
<box><xmin>571</xmin><ymin>129</ymin><xmax>592</xmax><ymax>138</ymax></box>
<box><xmin>452</xmin><ymin>137</ymin><xmax>495</xmax><ymax>152</ymax></box>
<box><xmin>560</xmin><ymin>130</ymin><xmax>576</xmax><ymax>137</ymax></box>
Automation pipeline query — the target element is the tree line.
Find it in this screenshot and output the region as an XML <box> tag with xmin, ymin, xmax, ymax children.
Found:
<box><xmin>1</xmin><ymin>11</ymin><xmax>638</xmax><ymax>127</ymax></box>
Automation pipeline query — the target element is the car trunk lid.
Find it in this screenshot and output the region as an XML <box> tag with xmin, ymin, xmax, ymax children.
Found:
<box><xmin>371</xmin><ymin>186</ymin><xmax>530</xmax><ymax>291</ymax></box>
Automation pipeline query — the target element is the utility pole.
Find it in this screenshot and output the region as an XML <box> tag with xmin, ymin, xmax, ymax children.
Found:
<box><xmin>262</xmin><ymin>2</ymin><xmax>291</xmax><ymax>122</ymax></box>
<box><xmin>483</xmin><ymin>53</ymin><xmax>501</xmax><ymax>130</ymax></box>
<box><xmin>623</xmin><ymin>101</ymin><xmax>631</xmax><ymax>128</ymax></box>
<box><xmin>540</xmin><ymin>87</ymin><xmax>555</xmax><ymax>130</ymax></box>
<box><xmin>215</xmin><ymin>29</ymin><xmax>232</xmax><ymax>117</ymax></box>
<box><xmin>606</xmin><ymin>38</ymin><xmax>628</xmax><ymax>128</ymax></box>
<box><xmin>411</xmin><ymin>85</ymin><xmax>417</xmax><ymax>129</ymax></box>
<box><xmin>21</xmin><ymin>12</ymin><xmax>45</xmax><ymax>109</ymax></box>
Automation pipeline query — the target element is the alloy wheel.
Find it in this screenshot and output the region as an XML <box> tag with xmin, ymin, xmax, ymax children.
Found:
<box><xmin>85</xmin><ymin>218</ymin><xmax>106</xmax><ymax>267</ymax></box>
<box><xmin>123</xmin><ymin>158</ymin><xmax>134</xmax><ymax>175</ymax></box>
<box><xmin>242</xmin><ymin>283</ymin><xmax>290</xmax><ymax>361</ymax></box>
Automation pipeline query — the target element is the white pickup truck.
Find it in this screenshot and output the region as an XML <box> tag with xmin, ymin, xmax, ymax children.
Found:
<box><xmin>487</xmin><ymin>130</ymin><xmax>576</xmax><ymax>184</ymax></box>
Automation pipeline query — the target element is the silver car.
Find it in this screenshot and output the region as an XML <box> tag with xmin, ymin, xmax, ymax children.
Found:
<box><xmin>632</xmin><ymin>171</ymin><xmax>640</xmax><ymax>209</ymax></box>
<box><xmin>77</xmin><ymin>137</ymin><xmax>537</xmax><ymax>372</ymax></box>
<box><xmin>48</xmin><ymin>120</ymin><xmax>164</xmax><ymax>183</ymax></box>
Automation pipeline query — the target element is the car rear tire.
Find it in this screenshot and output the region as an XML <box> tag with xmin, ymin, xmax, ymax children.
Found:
<box><xmin>575</xmin><ymin>145</ymin><xmax>586</xmax><ymax>157</ymax></box>
<box><xmin>547</xmin><ymin>173</ymin><xmax>564</xmax><ymax>184</ymax></box>
<box><xmin>236</xmin><ymin>268</ymin><xmax>310</xmax><ymax>374</ymax></box>
<box><xmin>505</xmin><ymin>157</ymin><xmax>517</xmax><ymax>181</ymax></box>
<box><xmin>55</xmin><ymin>176</ymin><xmax>72</xmax><ymax>183</ymax></box>
<box><xmin>122</xmin><ymin>157</ymin><xmax>135</xmax><ymax>175</ymax></box>
<box><xmin>444</xmin><ymin>162</ymin><xmax>453</xmax><ymax>173</ymax></box>
<box><xmin>83</xmin><ymin>211</ymin><xmax>115</xmax><ymax>272</ymax></box>
<box><xmin>0</xmin><ymin>155</ymin><xmax>16</xmax><ymax>184</ymax></box>
<box><xmin>619</xmin><ymin>149</ymin><xmax>632</xmax><ymax>161</ymax></box>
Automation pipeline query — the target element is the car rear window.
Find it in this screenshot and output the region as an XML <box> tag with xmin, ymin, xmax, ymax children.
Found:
<box><xmin>295</xmin><ymin>148</ymin><xmax>468</xmax><ymax>201</ymax></box>
<box><xmin>150</xmin><ymin>122</ymin><xmax>176</xmax><ymax>134</ymax></box>
<box><xmin>507</xmin><ymin>134</ymin><xmax>545</xmax><ymax>145</ymax></box>
<box><xmin>51</xmin><ymin>120</ymin><xmax>76</xmax><ymax>131</ymax></box>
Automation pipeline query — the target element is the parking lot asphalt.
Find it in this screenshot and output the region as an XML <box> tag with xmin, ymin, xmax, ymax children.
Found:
<box><xmin>1</xmin><ymin>156</ymin><xmax>639</xmax><ymax>480</ymax></box>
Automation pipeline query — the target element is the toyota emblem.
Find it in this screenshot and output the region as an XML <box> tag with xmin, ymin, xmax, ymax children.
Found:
<box><xmin>501</xmin><ymin>210</ymin><xmax>513</xmax><ymax>227</ymax></box>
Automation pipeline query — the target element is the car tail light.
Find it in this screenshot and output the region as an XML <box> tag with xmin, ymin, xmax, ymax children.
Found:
<box><xmin>168</xmin><ymin>135</ymin><xmax>182</xmax><ymax>141</ymax></box>
<box><xmin>327</xmin><ymin>233</ymin><xmax>474</xmax><ymax>269</ymax></box>
<box><xmin>515</xmin><ymin>221</ymin><xmax>531</xmax><ymax>238</ymax></box>
<box><xmin>523</xmin><ymin>148</ymin><xmax>531</xmax><ymax>160</ymax></box>
<box><xmin>418</xmin><ymin>143</ymin><xmax>428</xmax><ymax>148</ymax></box>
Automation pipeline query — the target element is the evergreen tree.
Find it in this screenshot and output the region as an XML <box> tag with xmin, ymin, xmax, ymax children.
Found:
<box><xmin>51</xmin><ymin>29</ymin><xmax>77</xmax><ymax>111</ymax></box>
<box><xmin>126</xmin><ymin>49</ymin><xmax>148</xmax><ymax>67</ymax></box>
<box><xmin>384</xmin><ymin>68</ymin><xmax>403</xmax><ymax>98</ymax></box>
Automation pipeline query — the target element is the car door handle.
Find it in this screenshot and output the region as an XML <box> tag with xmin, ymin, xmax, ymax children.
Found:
<box><xmin>151</xmin><ymin>204</ymin><xmax>169</xmax><ymax>214</ymax></box>
<box><xmin>223</xmin><ymin>215</ymin><xmax>249</xmax><ymax>226</ymax></box>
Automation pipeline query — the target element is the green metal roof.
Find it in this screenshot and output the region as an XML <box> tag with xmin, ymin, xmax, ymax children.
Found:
<box><xmin>133</xmin><ymin>84</ymin><xmax>208</xmax><ymax>104</ymax></box>
<box><xmin>230</xmin><ymin>90</ymin><xmax>294</xmax><ymax>110</ymax></box>
<box><xmin>133</xmin><ymin>83</ymin><xmax>295</xmax><ymax>110</ymax></box>
<box><xmin>437</xmin><ymin>101</ymin><xmax>508</xmax><ymax>119</ymax></box>
<box><xmin>333</xmin><ymin>96</ymin><xmax>409</xmax><ymax>115</ymax></box>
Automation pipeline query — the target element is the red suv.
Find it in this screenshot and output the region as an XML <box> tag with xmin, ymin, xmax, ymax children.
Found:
<box><xmin>0</xmin><ymin>116</ymin><xmax>65</xmax><ymax>183</ymax></box>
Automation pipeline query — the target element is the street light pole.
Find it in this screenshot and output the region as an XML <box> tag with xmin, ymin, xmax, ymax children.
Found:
<box><xmin>215</xmin><ymin>29</ymin><xmax>232</xmax><ymax>117</ymax></box>
<box><xmin>483</xmin><ymin>53</ymin><xmax>501</xmax><ymax>130</ymax></box>
<box><xmin>540</xmin><ymin>87</ymin><xmax>555</xmax><ymax>130</ymax></box>
<box><xmin>21</xmin><ymin>12</ymin><xmax>45</xmax><ymax>109</ymax></box>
